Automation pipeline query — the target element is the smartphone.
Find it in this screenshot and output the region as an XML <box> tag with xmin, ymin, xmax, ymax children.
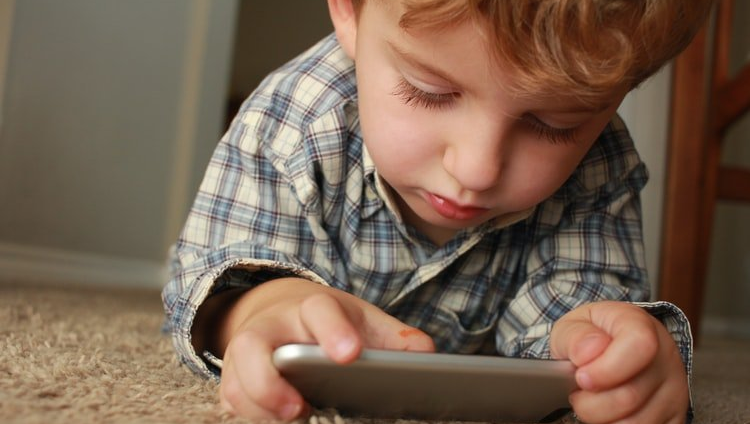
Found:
<box><xmin>273</xmin><ymin>344</ymin><xmax>577</xmax><ymax>423</ymax></box>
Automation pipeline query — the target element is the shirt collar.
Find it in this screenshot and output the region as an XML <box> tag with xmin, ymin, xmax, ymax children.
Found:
<box><xmin>487</xmin><ymin>206</ymin><xmax>535</xmax><ymax>230</ymax></box>
<box><xmin>360</xmin><ymin>144</ymin><xmax>388</xmax><ymax>219</ymax></box>
<box><xmin>362</xmin><ymin>144</ymin><xmax>407</xmax><ymax>222</ymax></box>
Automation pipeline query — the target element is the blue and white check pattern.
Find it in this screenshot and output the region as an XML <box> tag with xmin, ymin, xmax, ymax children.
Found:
<box><xmin>162</xmin><ymin>34</ymin><xmax>692</xmax><ymax>391</ymax></box>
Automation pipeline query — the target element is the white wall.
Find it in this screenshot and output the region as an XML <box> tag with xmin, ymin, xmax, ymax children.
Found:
<box><xmin>0</xmin><ymin>0</ymin><xmax>238</xmax><ymax>288</ymax></box>
<box><xmin>618</xmin><ymin>67</ymin><xmax>672</xmax><ymax>295</ymax></box>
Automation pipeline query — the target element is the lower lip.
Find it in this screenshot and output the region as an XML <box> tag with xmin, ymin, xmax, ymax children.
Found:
<box><xmin>426</xmin><ymin>193</ymin><xmax>488</xmax><ymax>220</ymax></box>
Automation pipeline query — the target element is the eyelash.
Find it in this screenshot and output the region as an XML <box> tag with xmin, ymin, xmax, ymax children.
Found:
<box><xmin>393</xmin><ymin>78</ymin><xmax>579</xmax><ymax>144</ymax></box>
<box><xmin>393</xmin><ymin>78</ymin><xmax>457</xmax><ymax>110</ymax></box>
<box><xmin>524</xmin><ymin>116</ymin><xmax>579</xmax><ymax>145</ymax></box>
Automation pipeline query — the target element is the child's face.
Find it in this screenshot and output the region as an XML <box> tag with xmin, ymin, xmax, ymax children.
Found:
<box><xmin>351</xmin><ymin>2</ymin><xmax>626</xmax><ymax>245</ymax></box>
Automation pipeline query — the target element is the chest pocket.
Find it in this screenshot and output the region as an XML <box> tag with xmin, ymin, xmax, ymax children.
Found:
<box><xmin>390</xmin><ymin>241</ymin><xmax>525</xmax><ymax>356</ymax></box>
<box><xmin>387</xmin><ymin>277</ymin><xmax>511</xmax><ymax>356</ymax></box>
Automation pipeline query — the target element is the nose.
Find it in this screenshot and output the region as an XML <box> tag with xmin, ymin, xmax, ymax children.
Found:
<box><xmin>442</xmin><ymin>116</ymin><xmax>506</xmax><ymax>193</ymax></box>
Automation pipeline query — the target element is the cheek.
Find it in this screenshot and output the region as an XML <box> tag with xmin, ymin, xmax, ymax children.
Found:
<box><xmin>502</xmin><ymin>143</ymin><xmax>592</xmax><ymax>206</ymax></box>
<box><xmin>364</xmin><ymin>116</ymin><xmax>434</xmax><ymax>182</ymax></box>
<box><xmin>502</xmin><ymin>107</ymin><xmax>613</xmax><ymax>204</ymax></box>
<box><xmin>358</xmin><ymin>63</ymin><xmax>437</xmax><ymax>139</ymax></box>
<box><xmin>368</xmin><ymin>112</ymin><xmax>431</xmax><ymax>148</ymax></box>
<box><xmin>359</xmin><ymin>89</ymin><xmax>440</xmax><ymax>168</ymax></box>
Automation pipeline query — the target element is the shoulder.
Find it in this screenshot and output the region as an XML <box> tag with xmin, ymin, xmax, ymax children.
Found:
<box><xmin>229</xmin><ymin>33</ymin><xmax>359</xmax><ymax>162</ymax></box>
<box><xmin>530</xmin><ymin>115</ymin><xmax>648</xmax><ymax>230</ymax></box>
<box><xmin>221</xmin><ymin>34</ymin><xmax>362</xmax><ymax>207</ymax></box>
<box><xmin>561</xmin><ymin>114</ymin><xmax>647</xmax><ymax>202</ymax></box>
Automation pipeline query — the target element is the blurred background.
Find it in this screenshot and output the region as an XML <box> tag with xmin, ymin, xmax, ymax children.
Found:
<box><xmin>0</xmin><ymin>0</ymin><xmax>747</xmax><ymax>338</ymax></box>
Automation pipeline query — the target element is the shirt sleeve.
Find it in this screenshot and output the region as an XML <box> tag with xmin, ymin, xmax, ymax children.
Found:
<box><xmin>161</xmin><ymin>111</ymin><xmax>333</xmax><ymax>379</ymax></box>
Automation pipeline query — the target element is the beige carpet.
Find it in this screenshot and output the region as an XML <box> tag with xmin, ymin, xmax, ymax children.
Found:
<box><xmin>1</xmin><ymin>281</ymin><xmax>748</xmax><ymax>424</ymax></box>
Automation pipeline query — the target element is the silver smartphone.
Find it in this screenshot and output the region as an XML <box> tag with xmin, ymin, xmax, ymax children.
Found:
<box><xmin>273</xmin><ymin>344</ymin><xmax>577</xmax><ymax>423</ymax></box>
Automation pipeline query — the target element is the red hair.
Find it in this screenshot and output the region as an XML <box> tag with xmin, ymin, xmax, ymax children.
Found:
<box><xmin>351</xmin><ymin>0</ymin><xmax>713</xmax><ymax>104</ymax></box>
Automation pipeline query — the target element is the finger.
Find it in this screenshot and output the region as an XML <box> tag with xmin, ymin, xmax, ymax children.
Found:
<box><xmin>221</xmin><ymin>328</ymin><xmax>308</xmax><ymax>420</ymax></box>
<box><xmin>300</xmin><ymin>291</ymin><xmax>434</xmax><ymax>354</ymax></box>
<box><xmin>576</xmin><ymin>305</ymin><xmax>659</xmax><ymax>391</ymax></box>
<box><xmin>220</xmin><ymin>355</ymin><xmax>275</xmax><ymax>419</ymax></box>
<box><xmin>568</xmin><ymin>361</ymin><xmax>661</xmax><ymax>423</ymax></box>
<box><xmin>351</xmin><ymin>303</ymin><xmax>435</xmax><ymax>352</ymax></box>
<box><xmin>551</xmin><ymin>317</ymin><xmax>611</xmax><ymax>366</ymax></box>
<box><xmin>299</xmin><ymin>293</ymin><xmax>363</xmax><ymax>363</ymax></box>
<box><xmin>573</xmin><ymin>363</ymin><xmax>688</xmax><ymax>424</ymax></box>
<box><xmin>375</xmin><ymin>322</ymin><xmax>436</xmax><ymax>352</ymax></box>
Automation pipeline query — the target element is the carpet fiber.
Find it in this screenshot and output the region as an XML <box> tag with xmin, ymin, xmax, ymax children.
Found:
<box><xmin>1</xmin><ymin>281</ymin><xmax>748</xmax><ymax>424</ymax></box>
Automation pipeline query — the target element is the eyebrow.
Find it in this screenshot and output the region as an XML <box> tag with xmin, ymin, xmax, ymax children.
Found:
<box><xmin>386</xmin><ymin>40</ymin><xmax>462</xmax><ymax>86</ymax></box>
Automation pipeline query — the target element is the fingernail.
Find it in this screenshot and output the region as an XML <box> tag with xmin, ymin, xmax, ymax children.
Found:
<box><xmin>576</xmin><ymin>370</ymin><xmax>594</xmax><ymax>390</ymax></box>
<box><xmin>336</xmin><ymin>337</ymin><xmax>357</xmax><ymax>358</ymax></box>
<box><xmin>574</xmin><ymin>333</ymin><xmax>608</xmax><ymax>365</ymax></box>
<box><xmin>280</xmin><ymin>402</ymin><xmax>301</xmax><ymax>420</ymax></box>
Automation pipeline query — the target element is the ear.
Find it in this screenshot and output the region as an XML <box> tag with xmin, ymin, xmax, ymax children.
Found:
<box><xmin>327</xmin><ymin>0</ymin><xmax>358</xmax><ymax>59</ymax></box>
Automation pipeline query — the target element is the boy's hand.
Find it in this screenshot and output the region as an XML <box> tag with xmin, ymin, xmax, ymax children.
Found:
<box><xmin>214</xmin><ymin>278</ymin><xmax>435</xmax><ymax>421</ymax></box>
<box><xmin>550</xmin><ymin>301</ymin><xmax>689</xmax><ymax>424</ymax></box>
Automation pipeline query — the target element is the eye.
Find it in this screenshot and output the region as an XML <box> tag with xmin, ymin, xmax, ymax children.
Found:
<box><xmin>392</xmin><ymin>78</ymin><xmax>458</xmax><ymax>110</ymax></box>
<box><xmin>523</xmin><ymin>115</ymin><xmax>579</xmax><ymax>145</ymax></box>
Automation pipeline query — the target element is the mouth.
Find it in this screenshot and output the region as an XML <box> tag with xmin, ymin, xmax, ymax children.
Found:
<box><xmin>426</xmin><ymin>193</ymin><xmax>489</xmax><ymax>220</ymax></box>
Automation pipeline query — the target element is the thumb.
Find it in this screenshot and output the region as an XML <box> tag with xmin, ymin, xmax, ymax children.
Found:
<box><xmin>551</xmin><ymin>316</ymin><xmax>611</xmax><ymax>367</ymax></box>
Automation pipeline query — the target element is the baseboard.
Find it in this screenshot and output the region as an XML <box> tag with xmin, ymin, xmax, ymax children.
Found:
<box><xmin>702</xmin><ymin>316</ymin><xmax>750</xmax><ymax>339</ymax></box>
<box><xmin>0</xmin><ymin>242</ymin><xmax>168</xmax><ymax>289</ymax></box>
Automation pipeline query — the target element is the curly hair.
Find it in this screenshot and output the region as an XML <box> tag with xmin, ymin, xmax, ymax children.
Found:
<box><xmin>351</xmin><ymin>0</ymin><xmax>713</xmax><ymax>104</ymax></box>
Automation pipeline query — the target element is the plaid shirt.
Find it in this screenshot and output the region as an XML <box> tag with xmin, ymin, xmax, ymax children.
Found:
<box><xmin>162</xmin><ymin>34</ymin><xmax>692</xmax><ymax>388</ymax></box>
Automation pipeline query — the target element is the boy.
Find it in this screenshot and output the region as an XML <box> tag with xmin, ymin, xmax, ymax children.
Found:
<box><xmin>163</xmin><ymin>0</ymin><xmax>713</xmax><ymax>422</ymax></box>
